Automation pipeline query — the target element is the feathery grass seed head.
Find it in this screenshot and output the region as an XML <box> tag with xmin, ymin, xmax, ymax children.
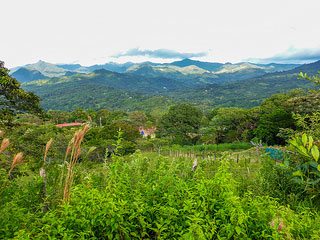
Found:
<box><xmin>45</xmin><ymin>139</ymin><xmax>53</xmax><ymax>154</ymax></box>
<box><xmin>0</xmin><ymin>138</ymin><xmax>10</xmax><ymax>153</ymax></box>
<box><xmin>9</xmin><ymin>152</ymin><xmax>23</xmax><ymax>174</ymax></box>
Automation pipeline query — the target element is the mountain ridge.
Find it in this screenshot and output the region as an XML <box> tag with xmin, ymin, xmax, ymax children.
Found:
<box><xmin>11</xmin><ymin>58</ymin><xmax>301</xmax><ymax>84</ymax></box>
<box><xmin>21</xmin><ymin>59</ymin><xmax>320</xmax><ymax>112</ymax></box>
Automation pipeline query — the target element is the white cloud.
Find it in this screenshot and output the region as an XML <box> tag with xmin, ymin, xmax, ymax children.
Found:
<box><xmin>247</xmin><ymin>47</ymin><xmax>320</xmax><ymax>64</ymax></box>
<box><xmin>1</xmin><ymin>0</ymin><xmax>320</xmax><ymax>68</ymax></box>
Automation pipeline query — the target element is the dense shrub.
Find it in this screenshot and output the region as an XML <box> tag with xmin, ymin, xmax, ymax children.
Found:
<box><xmin>2</xmin><ymin>153</ymin><xmax>319</xmax><ymax>239</ymax></box>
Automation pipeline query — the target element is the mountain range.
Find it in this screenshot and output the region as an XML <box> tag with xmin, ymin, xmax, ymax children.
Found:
<box><xmin>11</xmin><ymin>59</ymin><xmax>299</xmax><ymax>84</ymax></box>
<box><xmin>11</xmin><ymin>58</ymin><xmax>320</xmax><ymax>112</ymax></box>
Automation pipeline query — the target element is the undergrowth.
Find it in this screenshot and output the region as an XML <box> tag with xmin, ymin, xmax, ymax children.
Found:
<box><xmin>1</xmin><ymin>150</ymin><xmax>320</xmax><ymax>239</ymax></box>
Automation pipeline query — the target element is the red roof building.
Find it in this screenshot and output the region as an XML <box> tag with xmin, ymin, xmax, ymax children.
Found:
<box><xmin>56</xmin><ymin>121</ymin><xmax>83</xmax><ymax>128</ymax></box>
<box><xmin>139</xmin><ymin>126</ymin><xmax>157</xmax><ymax>138</ymax></box>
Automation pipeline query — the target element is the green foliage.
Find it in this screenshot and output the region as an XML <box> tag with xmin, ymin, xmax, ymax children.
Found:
<box><xmin>158</xmin><ymin>103</ymin><xmax>203</xmax><ymax>145</ymax></box>
<box><xmin>163</xmin><ymin>142</ymin><xmax>252</xmax><ymax>152</ymax></box>
<box><xmin>105</xmin><ymin>128</ymin><xmax>123</xmax><ymax>160</ymax></box>
<box><xmin>209</xmin><ymin>107</ymin><xmax>258</xmax><ymax>143</ymax></box>
<box><xmin>84</xmin><ymin>121</ymin><xmax>140</xmax><ymax>161</ymax></box>
<box><xmin>298</xmin><ymin>71</ymin><xmax>320</xmax><ymax>93</ymax></box>
<box><xmin>287</xmin><ymin>93</ymin><xmax>320</xmax><ymax>115</ymax></box>
<box><xmin>293</xmin><ymin>112</ymin><xmax>320</xmax><ymax>139</ymax></box>
<box><xmin>47</xmin><ymin>109</ymin><xmax>71</xmax><ymax>124</ymax></box>
<box><xmin>2</xmin><ymin>122</ymin><xmax>320</xmax><ymax>239</ymax></box>
<box><xmin>278</xmin><ymin>134</ymin><xmax>320</xmax><ymax>198</ymax></box>
<box><xmin>0</xmin><ymin>61</ymin><xmax>43</xmax><ymax>127</ymax></box>
<box><xmin>288</xmin><ymin>133</ymin><xmax>319</xmax><ymax>162</ymax></box>
<box><xmin>254</xmin><ymin>93</ymin><xmax>295</xmax><ymax>145</ymax></box>
<box><xmin>127</xmin><ymin>111</ymin><xmax>148</xmax><ymax>127</ymax></box>
<box><xmin>3</xmin><ymin>153</ymin><xmax>319</xmax><ymax>239</ymax></box>
<box><xmin>70</xmin><ymin>108</ymin><xmax>89</xmax><ymax>122</ymax></box>
<box><xmin>4</xmin><ymin>124</ymin><xmax>72</xmax><ymax>168</ymax></box>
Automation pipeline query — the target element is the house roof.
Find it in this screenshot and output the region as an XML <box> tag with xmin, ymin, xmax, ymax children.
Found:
<box><xmin>56</xmin><ymin>122</ymin><xmax>83</xmax><ymax>128</ymax></box>
<box><xmin>139</xmin><ymin>126</ymin><xmax>156</xmax><ymax>135</ymax></box>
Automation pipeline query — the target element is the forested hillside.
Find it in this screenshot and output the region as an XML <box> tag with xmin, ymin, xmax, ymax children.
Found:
<box><xmin>172</xmin><ymin>60</ymin><xmax>320</xmax><ymax>108</ymax></box>
<box><xmin>21</xmin><ymin>60</ymin><xmax>319</xmax><ymax>112</ymax></box>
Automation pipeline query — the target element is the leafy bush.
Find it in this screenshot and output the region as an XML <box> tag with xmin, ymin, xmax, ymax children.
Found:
<box><xmin>278</xmin><ymin>133</ymin><xmax>320</xmax><ymax>199</ymax></box>
<box><xmin>7</xmin><ymin>153</ymin><xmax>320</xmax><ymax>239</ymax></box>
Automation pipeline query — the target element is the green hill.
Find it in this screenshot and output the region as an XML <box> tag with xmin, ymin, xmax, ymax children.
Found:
<box><xmin>22</xmin><ymin>69</ymin><xmax>180</xmax><ymax>112</ymax></box>
<box><xmin>170</xmin><ymin>60</ymin><xmax>320</xmax><ymax>108</ymax></box>
<box><xmin>11</xmin><ymin>67</ymin><xmax>47</xmax><ymax>83</ymax></box>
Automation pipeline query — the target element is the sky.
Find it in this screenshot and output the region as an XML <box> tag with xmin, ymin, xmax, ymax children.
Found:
<box><xmin>1</xmin><ymin>0</ymin><xmax>320</xmax><ymax>68</ymax></box>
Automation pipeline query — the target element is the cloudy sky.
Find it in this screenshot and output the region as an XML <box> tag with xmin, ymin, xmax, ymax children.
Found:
<box><xmin>1</xmin><ymin>0</ymin><xmax>320</xmax><ymax>68</ymax></box>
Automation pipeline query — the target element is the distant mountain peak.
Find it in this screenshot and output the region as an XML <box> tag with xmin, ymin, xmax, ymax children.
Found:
<box><xmin>11</xmin><ymin>67</ymin><xmax>46</xmax><ymax>83</ymax></box>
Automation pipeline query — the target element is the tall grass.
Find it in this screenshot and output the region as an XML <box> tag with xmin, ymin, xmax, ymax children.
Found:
<box><xmin>62</xmin><ymin>125</ymin><xmax>89</xmax><ymax>203</ymax></box>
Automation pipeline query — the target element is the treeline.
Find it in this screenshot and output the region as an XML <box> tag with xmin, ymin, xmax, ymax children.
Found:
<box><xmin>26</xmin><ymin>88</ymin><xmax>319</xmax><ymax>147</ymax></box>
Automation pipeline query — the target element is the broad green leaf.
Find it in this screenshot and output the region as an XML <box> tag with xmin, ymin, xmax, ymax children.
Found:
<box><xmin>318</xmin><ymin>165</ymin><xmax>320</xmax><ymax>172</ymax></box>
<box><xmin>297</xmin><ymin>145</ymin><xmax>309</xmax><ymax>157</ymax></box>
<box><xmin>308</xmin><ymin>136</ymin><xmax>314</xmax><ymax>152</ymax></box>
<box><xmin>288</xmin><ymin>139</ymin><xmax>298</xmax><ymax>148</ymax></box>
<box><xmin>311</xmin><ymin>146</ymin><xmax>319</xmax><ymax>162</ymax></box>
<box><xmin>302</xmin><ymin>133</ymin><xmax>307</xmax><ymax>147</ymax></box>
<box><xmin>235</xmin><ymin>226</ymin><xmax>241</xmax><ymax>235</ymax></box>
<box><xmin>278</xmin><ymin>163</ymin><xmax>288</xmax><ymax>169</ymax></box>
<box><xmin>292</xmin><ymin>170</ymin><xmax>304</xmax><ymax>176</ymax></box>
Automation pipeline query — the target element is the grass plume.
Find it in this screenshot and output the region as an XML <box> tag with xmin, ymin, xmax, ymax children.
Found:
<box><xmin>8</xmin><ymin>152</ymin><xmax>23</xmax><ymax>175</ymax></box>
<box><xmin>43</xmin><ymin>138</ymin><xmax>53</xmax><ymax>164</ymax></box>
<box><xmin>63</xmin><ymin>125</ymin><xmax>89</xmax><ymax>204</ymax></box>
<box><xmin>0</xmin><ymin>138</ymin><xmax>10</xmax><ymax>154</ymax></box>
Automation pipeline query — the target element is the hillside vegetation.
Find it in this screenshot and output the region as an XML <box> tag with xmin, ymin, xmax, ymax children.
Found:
<box><xmin>2</xmin><ymin>59</ymin><xmax>320</xmax><ymax>238</ymax></box>
<box><xmin>21</xmin><ymin>60</ymin><xmax>320</xmax><ymax>112</ymax></box>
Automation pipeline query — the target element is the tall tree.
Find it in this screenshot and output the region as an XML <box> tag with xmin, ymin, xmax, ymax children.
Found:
<box><xmin>0</xmin><ymin>61</ymin><xmax>43</xmax><ymax>126</ymax></box>
<box><xmin>158</xmin><ymin>103</ymin><xmax>203</xmax><ymax>145</ymax></box>
<box><xmin>209</xmin><ymin>107</ymin><xmax>259</xmax><ymax>143</ymax></box>
<box><xmin>254</xmin><ymin>93</ymin><xmax>294</xmax><ymax>145</ymax></box>
<box><xmin>128</xmin><ymin>111</ymin><xmax>147</xmax><ymax>127</ymax></box>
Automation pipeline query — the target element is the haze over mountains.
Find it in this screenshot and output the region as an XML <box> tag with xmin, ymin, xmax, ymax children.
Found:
<box><xmin>10</xmin><ymin>58</ymin><xmax>320</xmax><ymax>112</ymax></box>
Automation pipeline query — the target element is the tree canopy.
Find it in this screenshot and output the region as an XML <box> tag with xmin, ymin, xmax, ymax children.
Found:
<box><xmin>0</xmin><ymin>61</ymin><xmax>43</xmax><ymax>126</ymax></box>
<box><xmin>157</xmin><ymin>103</ymin><xmax>203</xmax><ymax>145</ymax></box>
